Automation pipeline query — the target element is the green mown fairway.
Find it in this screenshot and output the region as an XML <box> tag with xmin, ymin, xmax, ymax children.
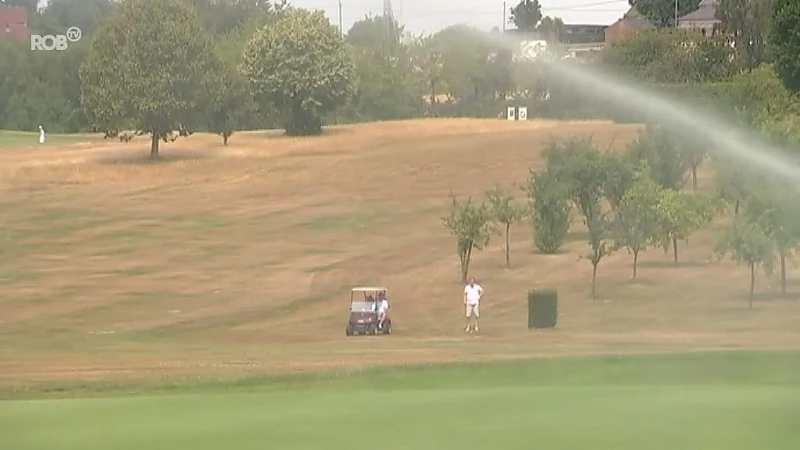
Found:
<box><xmin>0</xmin><ymin>130</ymin><xmax>101</xmax><ymax>147</ymax></box>
<box><xmin>1</xmin><ymin>351</ymin><xmax>799</xmax><ymax>450</ymax></box>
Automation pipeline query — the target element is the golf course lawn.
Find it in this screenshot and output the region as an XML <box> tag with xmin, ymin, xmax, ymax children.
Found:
<box><xmin>1</xmin><ymin>351</ymin><xmax>798</xmax><ymax>450</ymax></box>
<box><xmin>0</xmin><ymin>130</ymin><xmax>101</xmax><ymax>147</ymax></box>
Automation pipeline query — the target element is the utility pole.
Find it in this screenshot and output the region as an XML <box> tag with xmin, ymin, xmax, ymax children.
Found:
<box><xmin>383</xmin><ymin>0</ymin><xmax>395</xmax><ymax>43</ymax></box>
<box><xmin>674</xmin><ymin>0</ymin><xmax>678</xmax><ymax>28</ymax></box>
<box><xmin>338</xmin><ymin>0</ymin><xmax>343</xmax><ymax>36</ymax></box>
<box><xmin>503</xmin><ymin>1</ymin><xmax>506</xmax><ymax>32</ymax></box>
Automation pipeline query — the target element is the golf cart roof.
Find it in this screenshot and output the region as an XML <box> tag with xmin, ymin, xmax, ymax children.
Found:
<box><xmin>351</xmin><ymin>287</ymin><xmax>387</xmax><ymax>292</ymax></box>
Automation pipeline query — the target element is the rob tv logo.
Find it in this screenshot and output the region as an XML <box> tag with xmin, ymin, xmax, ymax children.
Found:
<box><xmin>30</xmin><ymin>27</ymin><xmax>81</xmax><ymax>51</ymax></box>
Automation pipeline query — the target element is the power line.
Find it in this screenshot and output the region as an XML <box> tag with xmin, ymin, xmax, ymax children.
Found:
<box><xmin>320</xmin><ymin>0</ymin><xmax>629</xmax><ymax>14</ymax></box>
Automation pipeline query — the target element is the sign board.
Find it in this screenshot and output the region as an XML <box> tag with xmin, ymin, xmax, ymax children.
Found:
<box><xmin>518</xmin><ymin>107</ymin><xmax>528</xmax><ymax>120</ymax></box>
<box><xmin>507</xmin><ymin>106</ymin><xmax>516</xmax><ymax>121</ymax></box>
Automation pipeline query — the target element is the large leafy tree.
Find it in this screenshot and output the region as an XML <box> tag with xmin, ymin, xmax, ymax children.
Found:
<box><xmin>509</xmin><ymin>0</ymin><xmax>542</xmax><ymax>32</ymax></box>
<box><xmin>79</xmin><ymin>0</ymin><xmax>219</xmax><ymax>157</ymax></box>
<box><xmin>603</xmin><ymin>28</ymin><xmax>737</xmax><ymax>83</ymax></box>
<box><xmin>411</xmin><ymin>35</ymin><xmax>444</xmax><ymax>108</ymax></box>
<box><xmin>343</xmin><ymin>15</ymin><xmax>423</xmax><ymax>122</ymax></box>
<box><xmin>188</xmin><ymin>0</ymin><xmax>287</xmax><ymax>35</ymax></box>
<box><xmin>716</xmin><ymin>0</ymin><xmax>773</xmax><ymax>68</ymax></box>
<box><xmin>770</xmin><ymin>0</ymin><xmax>800</xmax><ymax>92</ymax></box>
<box><xmin>344</xmin><ymin>44</ymin><xmax>423</xmax><ymax>122</ymax></box>
<box><xmin>538</xmin><ymin>16</ymin><xmax>565</xmax><ymax>43</ymax></box>
<box><xmin>432</xmin><ymin>25</ymin><xmax>514</xmax><ymax>111</ymax></box>
<box><xmin>242</xmin><ymin>7</ymin><xmax>354</xmax><ymax>135</ymax></box>
<box><xmin>346</xmin><ymin>14</ymin><xmax>401</xmax><ymax>50</ymax></box>
<box><xmin>629</xmin><ymin>0</ymin><xmax>700</xmax><ymax>27</ymax></box>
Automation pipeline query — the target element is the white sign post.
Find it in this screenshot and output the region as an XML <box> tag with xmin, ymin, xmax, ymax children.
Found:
<box><xmin>518</xmin><ymin>107</ymin><xmax>528</xmax><ymax>120</ymax></box>
<box><xmin>506</xmin><ymin>106</ymin><xmax>516</xmax><ymax>121</ymax></box>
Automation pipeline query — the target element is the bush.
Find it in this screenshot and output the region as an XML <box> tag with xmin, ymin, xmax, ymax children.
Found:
<box><xmin>527</xmin><ymin>169</ymin><xmax>571</xmax><ymax>254</ymax></box>
<box><xmin>527</xmin><ymin>289</ymin><xmax>558</xmax><ymax>329</ymax></box>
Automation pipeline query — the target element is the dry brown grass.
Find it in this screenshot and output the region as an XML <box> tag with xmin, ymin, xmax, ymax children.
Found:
<box><xmin>1</xmin><ymin>118</ymin><xmax>799</xmax><ymax>387</ymax></box>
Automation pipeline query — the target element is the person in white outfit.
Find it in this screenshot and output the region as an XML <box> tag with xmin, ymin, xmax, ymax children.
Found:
<box><xmin>463</xmin><ymin>277</ymin><xmax>483</xmax><ymax>332</ymax></box>
<box><xmin>38</xmin><ymin>125</ymin><xmax>46</xmax><ymax>144</ymax></box>
<box><xmin>377</xmin><ymin>291</ymin><xmax>390</xmax><ymax>329</ymax></box>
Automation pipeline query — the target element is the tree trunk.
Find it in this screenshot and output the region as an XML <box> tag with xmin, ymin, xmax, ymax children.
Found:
<box><xmin>672</xmin><ymin>236</ymin><xmax>678</xmax><ymax>264</ymax></box>
<box><xmin>691</xmin><ymin>165</ymin><xmax>698</xmax><ymax>191</ymax></box>
<box><xmin>462</xmin><ymin>242</ymin><xmax>473</xmax><ymax>282</ymax></box>
<box><xmin>223</xmin><ymin>133</ymin><xmax>229</xmax><ymax>146</ymax></box>
<box><xmin>459</xmin><ymin>250</ymin><xmax>467</xmax><ymax>282</ymax></box>
<box><xmin>780</xmin><ymin>253</ymin><xmax>786</xmax><ymax>295</ymax></box>
<box><xmin>632</xmin><ymin>248</ymin><xmax>639</xmax><ymax>279</ymax></box>
<box><xmin>591</xmin><ymin>262</ymin><xmax>598</xmax><ymax>301</ymax></box>
<box><xmin>749</xmin><ymin>262</ymin><xmax>755</xmax><ymax>309</ymax></box>
<box><xmin>150</xmin><ymin>133</ymin><xmax>159</xmax><ymax>158</ymax></box>
<box><xmin>734</xmin><ymin>201</ymin><xmax>740</xmax><ymax>215</ymax></box>
<box><xmin>505</xmin><ymin>222</ymin><xmax>510</xmax><ymax>267</ymax></box>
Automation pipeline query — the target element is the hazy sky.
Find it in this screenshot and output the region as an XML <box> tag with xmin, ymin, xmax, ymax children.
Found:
<box><xmin>290</xmin><ymin>0</ymin><xmax>631</xmax><ymax>35</ymax></box>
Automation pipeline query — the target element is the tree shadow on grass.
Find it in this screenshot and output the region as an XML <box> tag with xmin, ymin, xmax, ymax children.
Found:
<box><xmin>95</xmin><ymin>148</ymin><xmax>215</xmax><ymax>165</ymax></box>
<box><xmin>622</xmin><ymin>277</ymin><xmax>658</xmax><ymax>286</ymax></box>
<box><xmin>736</xmin><ymin>292</ymin><xmax>800</xmax><ymax>303</ymax></box>
<box><xmin>255</xmin><ymin>126</ymin><xmax>353</xmax><ymax>141</ymax></box>
<box><xmin>637</xmin><ymin>260</ymin><xmax>711</xmax><ymax>269</ymax></box>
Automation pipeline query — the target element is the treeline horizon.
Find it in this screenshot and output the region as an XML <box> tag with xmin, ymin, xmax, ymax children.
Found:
<box><xmin>0</xmin><ymin>0</ymin><xmax>794</xmax><ymax>138</ymax></box>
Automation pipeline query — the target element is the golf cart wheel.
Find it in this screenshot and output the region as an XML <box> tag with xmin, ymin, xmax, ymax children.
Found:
<box><xmin>345</xmin><ymin>325</ymin><xmax>354</xmax><ymax>336</ymax></box>
<box><xmin>384</xmin><ymin>323</ymin><xmax>391</xmax><ymax>335</ymax></box>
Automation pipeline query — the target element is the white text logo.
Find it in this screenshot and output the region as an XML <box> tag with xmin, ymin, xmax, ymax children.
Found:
<box><xmin>31</xmin><ymin>27</ymin><xmax>81</xmax><ymax>51</ymax></box>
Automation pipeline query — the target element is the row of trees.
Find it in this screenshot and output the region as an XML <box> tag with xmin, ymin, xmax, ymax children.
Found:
<box><xmin>1</xmin><ymin>0</ymin><xmax>579</xmax><ymax>140</ymax></box>
<box><xmin>443</xmin><ymin>122</ymin><xmax>800</xmax><ymax>307</ymax></box>
<box><xmin>3</xmin><ymin>0</ymin><xmax>790</xmax><ymax>147</ymax></box>
<box><xmin>437</xmin><ymin>0</ymin><xmax>800</xmax><ymax>306</ymax></box>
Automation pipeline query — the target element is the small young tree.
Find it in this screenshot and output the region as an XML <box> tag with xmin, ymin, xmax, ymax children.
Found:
<box><xmin>655</xmin><ymin>190</ymin><xmax>717</xmax><ymax>264</ymax></box>
<box><xmin>525</xmin><ymin>168</ymin><xmax>571</xmax><ymax>254</ymax></box>
<box><xmin>712</xmin><ymin>157</ymin><xmax>754</xmax><ymax>215</ymax></box>
<box><xmin>485</xmin><ymin>185</ymin><xmax>526</xmax><ymax>267</ymax></box>
<box><xmin>744</xmin><ymin>182</ymin><xmax>800</xmax><ymax>294</ymax></box>
<box><xmin>625</xmin><ymin>125</ymin><xmax>688</xmax><ymax>191</ymax></box>
<box><xmin>543</xmin><ymin>136</ymin><xmax>606</xmax><ymax>223</ymax></box>
<box><xmin>674</xmin><ymin>130</ymin><xmax>710</xmax><ymax>191</ymax></box>
<box><xmin>543</xmin><ymin>136</ymin><xmax>613</xmax><ymax>299</ymax></box>
<box><xmin>207</xmin><ymin>60</ymin><xmax>257</xmax><ymax>146</ymax></box>
<box><xmin>602</xmin><ymin>152</ymin><xmax>637</xmax><ymax>212</ymax></box>
<box><xmin>586</xmin><ymin>205</ymin><xmax>614</xmax><ymax>301</ymax></box>
<box><xmin>715</xmin><ymin>215</ymin><xmax>776</xmax><ymax>308</ymax></box>
<box><xmin>442</xmin><ymin>194</ymin><xmax>492</xmax><ymax>281</ymax></box>
<box><xmin>613</xmin><ymin>172</ymin><xmax>662</xmax><ymax>279</ymax></box>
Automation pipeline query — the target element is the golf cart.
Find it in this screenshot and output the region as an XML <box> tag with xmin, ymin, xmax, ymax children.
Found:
<box><xmin>345</xmin><ymin>287</ymin><xmax>391</xmax><ymax>336</ymax></box>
